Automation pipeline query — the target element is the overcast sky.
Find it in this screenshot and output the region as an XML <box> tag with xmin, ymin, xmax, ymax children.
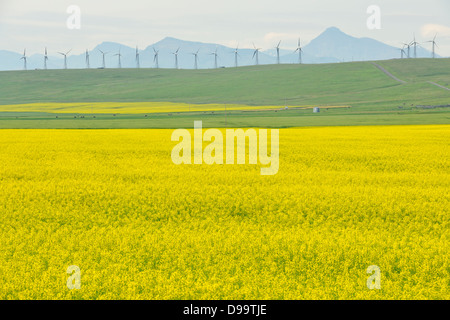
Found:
<box><xmin>1</xmin><ymin>0</ymin><xmax>449</xmax><ymax>56</ymax></box>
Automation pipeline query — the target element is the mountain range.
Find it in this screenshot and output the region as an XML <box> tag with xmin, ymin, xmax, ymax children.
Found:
<box><xmin>0</xmin><ymin>27</ymin><xmax>439</xmax><ymax>71</ymax></box>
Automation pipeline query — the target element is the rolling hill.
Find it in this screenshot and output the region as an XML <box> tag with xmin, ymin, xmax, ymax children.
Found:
<box><xmin>0</xmin><ymin>58</ymin><xmax>448</xmax><ymax>129</ymax></box>
<box><xmin>0</xmin><ymin>58</ymin><xmax>448</xmax><ymax>107</ymax></box>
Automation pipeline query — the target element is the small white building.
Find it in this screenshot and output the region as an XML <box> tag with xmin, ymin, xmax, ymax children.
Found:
<box><xmin>313</xmin><ymin>107</ymin><xmax>320</xmax><ymax>113</ymax></box>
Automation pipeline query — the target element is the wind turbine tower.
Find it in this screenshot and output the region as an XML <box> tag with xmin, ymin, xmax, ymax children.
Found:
<box><xmin>99</xmin><ymin>49</ymin><xmax>108</xmax><ymax>68</ymax></box>
<box><xmin>211</xmin><ymin>48</ymin><xmax>218</xmax><ymax>69</ymax></box>
<box><xmin>275</xmin><ymin>41</ymin><xmax>281</xmax><ymax>64</ymax></box>
<box><xmin>252</xmin><ymin>43</ymin><xmax>261</xmax><ymax>65</ymax></box>
<box><xmin>43</xmin><ymin>48</ymin><xmax>49</xmax><ymax>69</ymax></box>
<box><xmin>58</xmin><ymin>49</ymin><xmax>71</xmax><ymax>69</ymax></box>
<box><xmin>294</xmin><ymin>39</ymin><xmax>303</xmax><ymax>64</ymax></box>
<box><xmin>234</xmin><ymin>45</ymin><xmax>239</xmax><ymax>68</ymax></box>
<box><xmin>172</xmin><ymin>48</ymin><xmax>180</xmax><ymax>69</ymax></box>
<box><xmin>85</xmin><ymin>49</ymin><xmax>90</xmax><ymax>68</ymax></box>
<box><xmin>403</xmin><ymin>42</ymin><xmax>411</xmax><ymax>58</ymax></box>
<box><xmin>20</xmin><ymin>49</ymin><xmax>27</xmax><ymax>70</ymax></box>
<box><xmin>153</xmin><ymin>48</ymin><xmax>159</xmax><ymax>68</ymax></box>
<box><xmin>427</xmin><ymin>34</ymin><xmax>438</xmax><ymax>58</ymax></box>
<box><xmin>192</xmin><ymin>49</ymin><xmax>200</xmax><ymax>69</ymax></box>
<box><xmin>114</xmin><ymin>49</ymin><xmax>122</xmax><ymax>68</ymax></box>
<box><xmin>400</xmin><ymin>46</ymin><xmax>406</xmax><ymax>59</ymax></box>
<box><xmin>136</xmin><ymin>46</ymin><xmax>140</xmax><ymax>68</ymax></box>
<box><xmin>411</xmin><ymin>35</ymin><xmax>419</xmax><ymax>58</ymax></box>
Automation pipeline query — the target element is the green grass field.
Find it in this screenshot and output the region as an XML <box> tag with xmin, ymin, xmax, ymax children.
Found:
<box><xmin>0</xmin><ymin>109</ymin><xmax>449</xmax><ymax>129</ymax></box>
<box><xmin>0</xmin><ymin>58</ymin><xmax>448</xmax><ymax>128</ymax></box>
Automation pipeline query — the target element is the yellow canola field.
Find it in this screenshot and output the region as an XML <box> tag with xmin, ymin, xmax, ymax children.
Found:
<box><xmin>0</xmin><ymin>125</ymin><xmax>448</xmax><ymax>299</ymax></box>
<box><xmin>0</xmin><ymin>102</ymin><xmax>349</xmax><ymax>114</ymax></box>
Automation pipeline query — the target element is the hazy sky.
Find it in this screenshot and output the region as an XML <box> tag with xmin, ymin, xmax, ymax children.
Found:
<box><xmin>1</xmin><ymin>0</ymin><xmax>449</xmax><ymax>56</ymax></box>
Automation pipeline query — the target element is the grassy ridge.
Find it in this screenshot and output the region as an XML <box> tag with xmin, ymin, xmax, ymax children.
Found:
<box><xmin>0</xmin><ymin>59</ymin><xmax>449</xmax><ymax>109</ymax></box>
<box><xmin>378</xmin><ymin>59</ymin><xmax>450</xmax><ymax>85</ymax></box>
<box><xmin>0</xmin><ymin>59</ymin><xmax>448</xmax><ymax>128</ymax></box>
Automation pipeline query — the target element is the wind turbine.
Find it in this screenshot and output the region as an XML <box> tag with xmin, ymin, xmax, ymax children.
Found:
<box><xmin>44</xmin><ymin>47</ymin><xmax>48</xmax><ymax>69</ymax></box>
<box><xmin>20</xmin><ymin>49</ymin><xmax>27</xmax><ymax>70</ymax></box>
<box><xmin>136</xmin><ymin>46</ymin><xmax>140</xmax><ymax>68</ymax></box>
<box><xmin>98</xmin><ymin>49</ymin><xmax>108</xmax><ymax>68</ymax></box>
<box><xmin>252</xmin><ymin>43</ymin><xmax>261</xmax><ymax>65</ymax></box>
<box><xmin>411</xmin><ymin>34</ymin><xmax>419</xmax><ymax>58</ymax></box>
<box><xmin>275</xmin><ymin>41</ymin><xmax>281</xmax><ymax>64</ymax></box>
<box><xmin>58</xmin><ymin>49</ymin><xmax>71</xmax><ymax>69</ymax></box>
<box><xmin>192</xmin><ymin>49</ymin><xmax>200</xmax><ymax>69</ymax></box>
<box><xmin>114</xmin><ymin>49</ymin><xmax>122</xmax><ymax>68</ymax></box>
<box><xmin>294</xmin><ymin>38</ymin><xmax>303</xmax><ymax>64</ymax></box>
<box><xmin>233</xmin><ymin>45</ymin><xmax>239</xmax><ymax>68</ymax></box>
<box><xmin>153</xmin><ymin>48</ymin><xmax>159</xmax><ymax>68</ymax></box>
<box><xmin>402</xmin><ymin>42</ymin><xmax>411</xmax><ymax>58</ymax></box>
<box><xmin>427</xmin><ymin>34</ymin><xmax>438</xmax><ymax>59</ymax></box>
<box><xmin>211</xmin><ymin>47</ymin><xmax>218</xmax><ymax>69</ymax></box>
<box><xmin>172</xmin><ymin>48</ymin><xmax>180</xmax><ymax>69</ymax></box>
<box><xmin>399</xmin><ymin>46</ymin><xmax>406</xmax><ymax>59</ymax></box>
<box><xmin>85</xmin><ymin>49</ymin><xmax>90</xmax><ymax>68</ymax></box>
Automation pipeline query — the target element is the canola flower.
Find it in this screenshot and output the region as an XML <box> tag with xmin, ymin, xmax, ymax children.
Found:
<box><xmin>0</xmin><ymin>125</ymin><xmax>448</xmax><ymax>299</ymax></box>
<box><xmin>0</xmin><ymin>102</ymin><xmax>349</xmax><ymax>114</ymax></box>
